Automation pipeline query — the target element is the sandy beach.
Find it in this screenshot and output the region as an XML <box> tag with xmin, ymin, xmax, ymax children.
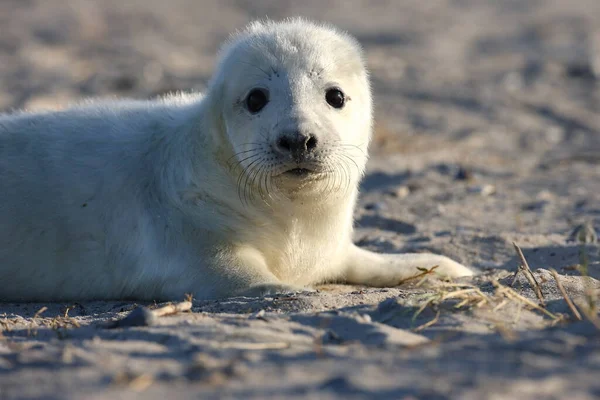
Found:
<box><xmin>1</xmin><ymin>1</ymin><xmax>600</xmax><ymax>398</ymax></box>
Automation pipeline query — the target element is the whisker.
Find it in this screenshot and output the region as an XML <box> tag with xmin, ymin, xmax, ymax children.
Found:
<box><xmin>243</xmin><ymin>157</ymin><xmax>265</xmax><ymax>205</ymax></box>
<box><xmin>249</xmin><ymin>160</ymin><xmax>267</xmax><ymax>201</ymax></box>
<box><xmin>228</xmin><ymin>153</ymin><xmax>262</xmax><ymax>172</ymax></box>
<box><xmin>237</xmin><ymin>156</ymin><xmax>262</xmax><ymax>206</ymax></box>
<box><xmin>232</xmin><ymin>142</ymin><xmax>266</xmax><ymax>148</ymax></box>
<box><xmin>337</xmin><ymin>151</ymin><xmax>361</xmax><ymax>174</ymax></box>
<box><xmin>238</xmin><ymin>61</ymin><xmax>271</xmax><ymax>79</ymax></box>
<box><xmin>226</xmin><ymin>149</ymin><xmax>262</xmax><ymax>168</ymax></box>
<box><xmin>261</xmin><ymin>162</ymin><xmax>273</xmax><ymax>201</ymax></box>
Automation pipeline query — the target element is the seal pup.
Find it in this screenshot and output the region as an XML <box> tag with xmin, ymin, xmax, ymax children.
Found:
<box><xmin>0</xmin><ymin>19</ymin><xmax>473</xmax><ymax>301</ymax></box>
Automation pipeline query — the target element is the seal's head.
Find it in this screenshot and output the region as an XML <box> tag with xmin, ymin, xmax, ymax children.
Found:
<box><xmin>209</xmin><ymin>19</ymin><xmax>372</xmax><ymax>202</ymax></box>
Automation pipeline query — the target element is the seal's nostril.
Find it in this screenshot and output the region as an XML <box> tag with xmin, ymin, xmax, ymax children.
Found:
<box><xmin>305</xmin><ymin>135</ymin><xmax>317</xmax><ymax>152</ymax></box>
<box><xmin>277</xmin><ymin>137</ymin><xmax>291</xmax><ymax>152</ymax></box>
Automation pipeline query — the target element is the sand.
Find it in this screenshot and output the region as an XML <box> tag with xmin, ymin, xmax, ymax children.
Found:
<box><xmin>1</xmin><ymin>0</ymin><xmax>600</xmax><ymax>398</ymax></box>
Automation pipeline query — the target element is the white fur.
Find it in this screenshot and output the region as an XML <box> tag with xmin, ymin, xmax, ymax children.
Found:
<box><xmin>0</xmin><ymin>19</ymin><xmax>473</xmax><ymax>301</ymax></box>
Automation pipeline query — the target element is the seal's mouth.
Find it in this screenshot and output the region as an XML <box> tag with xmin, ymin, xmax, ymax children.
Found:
<box><xmin>276</xmin><ymin>163</ymin><xmax>326</xmax><ymax>181</ymax></box>
<box><xmin>285</xmin><ymin>167</ymin><xmax>312</xmax><ymax>176</ymax></box>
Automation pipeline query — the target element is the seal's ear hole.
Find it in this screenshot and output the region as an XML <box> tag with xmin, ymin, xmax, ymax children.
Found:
<box><xmin>325</xmin><ymin>88</ymin><xmax>345</xmax><ymax>109</ymax></box>
<box><xmin>245</xmin><ymin>88</ymin><xmax>269</xmax><ymax>114</ymax></box>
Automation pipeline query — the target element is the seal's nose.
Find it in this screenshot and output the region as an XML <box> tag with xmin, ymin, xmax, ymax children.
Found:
<box><xmin>275</xmin><ymin>132</ymin><xmax>318</xmax><ymax>159</ymax></box>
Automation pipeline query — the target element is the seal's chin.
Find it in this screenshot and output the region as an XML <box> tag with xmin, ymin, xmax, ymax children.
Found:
<box><xmin>270</xmin><ymin>164</ymin><xmax>351</xmax><ymax>199</ymax></box>
<box><xmin>271</xmin><ymin>165</ymin><xmax>329</xmax><ymax>195</ymax></box>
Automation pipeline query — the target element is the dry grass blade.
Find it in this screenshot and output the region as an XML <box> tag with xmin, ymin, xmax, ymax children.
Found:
<box><xmin>550</xmin><ymin>268</ymin><xmax>582</xmax><ymax>321</ymax></box>
<box><xmin>153</xmin><ymin>301</ymin><xmax>192</xmax><ymax>317</ymax></box>
<box><xmin>411</xmin><ymin>284</ymin><xmax>493</xmax><ymax>328</ymax></box>
<box><xmin>440</xmin><ymin>288</ymin><xmax>483</xmax><ymax>300</ymax></box>
<box><xmin>492</xmin><ymin>299</ymin><xmax>509</xmax><ymax>312</ymax></box>
<box><xmin>578</xmin><ymin>245</ymin><xmax>599</xmax><ymax>317</ymax></box>
<box><xmin>397</xmin><ymin>265</ymin><xmax>439</xmax><ymax>286</ymax></box>
<box><xmin>513</xmin><ymin>242</ymin><xmax>545</xmax><ymax>305</ymax></box>
<box><xmin>494</xmin><ymin>281</ymin><xmax>558</xmax><ymax>320</ymax></box>
<box><xmin>33</xmin><ymin>307</ymin><xmax>48</xmax><ymax>319</ymax></box>
<box><xmin>413</xmin><ymin>310</ymin><xmax>440</xmax><ymax>332</ymax></box>
<box><xmin>510</xmin><ymin>263</ymin><xmax>521</xmax><ymax>287</ymax></box>
<box><xmin>435</xmin><ymin>282</ymin><xmax>478</xmax><ymax>289</ymax></box>
<box><xmin>409</xmin><ymin>271</ymin><xmax>570</xmax><ymax>337</ymax></box>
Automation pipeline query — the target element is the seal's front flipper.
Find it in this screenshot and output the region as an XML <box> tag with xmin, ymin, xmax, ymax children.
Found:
<box><xmin>339</xmin><ymin>244</ymin><xmax>474</xmax><ymax>287</ymax></box>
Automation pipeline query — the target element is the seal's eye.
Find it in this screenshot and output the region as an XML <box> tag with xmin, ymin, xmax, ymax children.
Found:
<box><xmin>325</xmin><ymin>88</ymin><xmax>345</xmax><ymax>109</ymax></box>
<box><xmin>245</xmin><ymin>89</ymin><xmax>269</xmax><ymax>114</ymax></box>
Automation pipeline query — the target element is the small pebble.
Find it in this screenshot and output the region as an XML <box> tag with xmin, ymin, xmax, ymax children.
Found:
<box><xmin>435</xmin><ymin>163</ymin><xmax>455</xmax><ymax>176</ymax></box>
<box><xmin>536</xmin><ymin>190</ymin><xmax>554</xmax><ymax>201</ymax></box>
<box><xmin>503</xmin><ymin>71</ymin><xmax>524</xmax><ymax>91</ymax></box>
<box><xmin>387</xmin><ymin>185</ymin><xmax>410</xmax><ymax>198</ymax></box>
<box><xmin>249</xmin><ymin>309</ymin><xmax>269</xmax><ymax>321</ymax></box>
<box><xmin>406</xmin><ymin>181</ymin><xmax>422</xmax><ymax>192</ymax></box>
<box><xmin>364</xmin><ymin>202</ymin><xmax>385</xmax><ymax>211</ymax></box>
<box><xmin>455</xmin><ymin>166</ymin><xmax>474</xmax><ymax>181</ymax></box>
<box><xmin>522</xmin><ymin>200</ymin><xmax>549</xmax><ymax>212</ymax></box>
<box><xmin>103</xmin><ymin>307</ymin><xmax>156</xmax><ymax>329</ymax></box>
<box><xmin>565</xmin><ymin>62</ymin><xmax>597</xmax><ymax>80</ymax></box>
<box><xmin>322</xmin><ymin>330</ymin><xmax>343</xmax><ymax>344</ymax></box>
<box><xmin>467</xmin><ymin>184</ymin><xmax>496</xmax><ymax>196</ymax></box>
<box><xmin>406</xmin><ymin>236</ymin><xmax>431</xmax><ymax>243</ymax></box>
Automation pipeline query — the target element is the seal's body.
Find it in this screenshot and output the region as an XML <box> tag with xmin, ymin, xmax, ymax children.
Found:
<box><xmin>0</xmin><ymin>19</ymin><xmax>472</xmax><ymax>301</ymax></box>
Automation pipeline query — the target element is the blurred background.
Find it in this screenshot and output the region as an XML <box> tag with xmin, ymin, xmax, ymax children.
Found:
<box><xmin>1</xmin><ymin>0</ymin><xmax>600</xmax><ymax>270</ymax></box>
<box><xmin>1</xmin><ymin>0</ymin><xmax>598</xmax><ymax>143</ymax></box>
